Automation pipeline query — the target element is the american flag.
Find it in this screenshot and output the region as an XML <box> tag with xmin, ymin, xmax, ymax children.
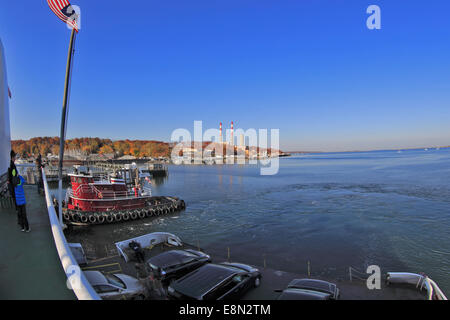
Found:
<box><xmin>47</xmin><ymin>0</ymin><xmax>79</xmax><ymax>31</ymax></box>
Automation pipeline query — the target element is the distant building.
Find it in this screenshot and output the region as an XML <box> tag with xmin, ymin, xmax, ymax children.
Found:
<box><xmin>87</xmin><ymin>153</ymin><xmax>115</xmax><ymax>161</ymax></box>
<box><xmin>117</xmin><ymin>155</ymin><xmax>136</xmax><ymax>160</ymax></box>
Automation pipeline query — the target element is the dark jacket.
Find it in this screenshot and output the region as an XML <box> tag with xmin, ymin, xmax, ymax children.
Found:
<box><xmin>8</xmin><ymin>160</ymin><xmax>17</xmax><ymax>185</ymax></box>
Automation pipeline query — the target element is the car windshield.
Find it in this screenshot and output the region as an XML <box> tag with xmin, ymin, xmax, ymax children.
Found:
<box><xmin>105</xmin><ymin>274</ymin><xmax>126</xmax><ymax>289</ymax></box>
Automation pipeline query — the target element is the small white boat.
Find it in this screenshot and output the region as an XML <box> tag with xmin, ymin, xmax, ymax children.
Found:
<box><xmin>115</xmin><ymin>232</ymin><xmax>183</xmax><ymax>263</ymax></box>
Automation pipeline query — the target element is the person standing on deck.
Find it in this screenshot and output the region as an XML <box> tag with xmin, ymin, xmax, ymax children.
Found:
<box><xmin>13</xmin><ymin>171</ymin><xmax>30</xmax><ymax>232</ymax></box>
<box><xmin>7</xmin><ymin>150</ymin><xmax>18</xmax><ymax>216</ymax></box>
<box><xmin>36</xmin><ymin>153</ymin><xmax>44</xmax><ymax>195</ymax></box>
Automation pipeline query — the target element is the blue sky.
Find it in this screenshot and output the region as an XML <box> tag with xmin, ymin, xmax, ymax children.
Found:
<box><xmin>1</xmin><ymin>0</ymin><xmax>449</xmax><ymax>151</ymax></box>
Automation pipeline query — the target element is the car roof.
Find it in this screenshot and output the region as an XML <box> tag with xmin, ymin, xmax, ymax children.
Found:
<box><xmin>147</xmin><ymin>250</ymin><xmax>198</xmax><ymax>268</ymax></box>
<box><xmin>278</xmin><ymin>288</ymin><xmax>331</xmax><ymax>300</ymax></box>
<box><xmin>171</xmin><ymin>263</ymin><xmax>241</xmax><ymax>299</ymax></box>
<box><xmin>84</xmin><ymin>270</ymin><xmax>108</xmax><ymax>286</ymax></box>
<box><xmin>288</xmin><ymin>279</ymin><xmax>336</xmax><ymax>295</ymax></box>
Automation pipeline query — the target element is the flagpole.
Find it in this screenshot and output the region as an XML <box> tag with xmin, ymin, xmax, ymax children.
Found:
<box><xmin>58</xmin><ymin>27</ymin><xmax>77</xmax><ymax>228</ymax></box>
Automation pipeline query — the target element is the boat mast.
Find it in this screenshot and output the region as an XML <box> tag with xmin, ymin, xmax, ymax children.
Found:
<box><xmin>58</xmin><ymin>28</ymin><xmax>77</xmax><ymax>227</ymax></box>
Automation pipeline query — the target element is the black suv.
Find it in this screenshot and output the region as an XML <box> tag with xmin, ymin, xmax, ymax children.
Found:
<box><xmin>276</xmin><ymin>279</ymin><xmax>340</xmax><ymax>300</ymax></box>
<box><xmin>167</xmin><ymin>262</ymin><xmax>261</xmax><ymax>300</ymax></box>
<box><xmin>146</xmin><ymin>249</ymin><xmax>211</xmax><ymax>284</ymax></box>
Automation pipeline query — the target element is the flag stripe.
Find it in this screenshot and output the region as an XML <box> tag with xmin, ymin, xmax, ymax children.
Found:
<box><xmin>47</xmin><ymin>0</ymin><xmax>79</xmax><ymax>31</ymax></box>
<box><xmin>49</xmin><ymin>0</ymin><xmax>68</xmax><ymax>22</ymax></box>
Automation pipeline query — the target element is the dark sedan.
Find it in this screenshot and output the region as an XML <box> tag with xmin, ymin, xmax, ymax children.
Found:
<box><xmin>146</xmin><ymin>249</ymin><xmax>211</xmax><ymax>284</ymax></box>
<box><xmin>167</xmin><ymin>262</ymin><xmax>261</xmax><ymax>300</ymax></box>
<box><xmin>276</xmin><ymin>278</ymin><xmax>340</xmax><ymax>300</ymax></box>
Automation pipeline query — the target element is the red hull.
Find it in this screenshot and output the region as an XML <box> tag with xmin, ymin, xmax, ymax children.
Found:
<box><xmin>66</xmin><ymin>173</ymin><xmax>151</xmax><ymax>212</ymax></box>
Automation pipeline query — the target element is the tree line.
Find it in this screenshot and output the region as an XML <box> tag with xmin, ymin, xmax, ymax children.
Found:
<box><xmin>11</xmin><ymin>137</ymin><xmax>171</xmax><ymax>158</ymax></box>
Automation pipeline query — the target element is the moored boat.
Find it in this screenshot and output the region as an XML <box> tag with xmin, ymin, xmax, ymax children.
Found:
<box><xmin>62</xmin><ymin>166</ymin><xmax>185</xmax><ymax>225</ymax></box>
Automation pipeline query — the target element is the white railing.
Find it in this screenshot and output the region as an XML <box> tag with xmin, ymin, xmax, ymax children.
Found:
<box><xmin>42</xmin><ymin>169</ymin><xmax>101</xmax><ymax>300</ymax></box>
<box><xmin>68</xmin><ymin>183</ymin><xmax>151</xmax><ymax>200</ymax></box>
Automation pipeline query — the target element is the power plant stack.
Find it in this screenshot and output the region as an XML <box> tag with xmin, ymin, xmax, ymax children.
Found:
<box><xmin>230</xmin><ymin>121</ymin><xmax>234</xmax><ymax>145</ymax></box>
<box><xmin>219</xmin><ymin>122</ymin><xmax>223</xmax><ymax>143</ymax></box>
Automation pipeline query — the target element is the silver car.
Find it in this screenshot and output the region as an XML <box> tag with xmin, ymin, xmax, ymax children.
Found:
<box><xmin>84</xmin><ymin>270</ymin><xmax>147</xmax><ymax>300</ymax></box>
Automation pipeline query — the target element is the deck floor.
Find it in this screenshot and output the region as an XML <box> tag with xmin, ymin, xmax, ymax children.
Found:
<box><xmin>0</xmin><ymin>185</ymin><xmax>76</xmax><ymax>300</ymax></box>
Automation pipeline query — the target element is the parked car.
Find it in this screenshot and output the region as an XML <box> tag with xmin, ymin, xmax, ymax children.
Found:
<box><xmin>146</xmin><ymin>249</ymin><xmax>211</xmax><ymax>284</ymax></box>
<box><xmin>84</xmin><ymin>270</ymin><xmax>147</xmax><ymax>300</ymax></box>
<box><xmin>167</xmin><ymin>262</ymin><xmax>261</xmax><ymax>300</ymax></box>
<box><xmin>275</xmin><ymin>278</ymin><xmax>340</xmax><ymax>300</ymax></box>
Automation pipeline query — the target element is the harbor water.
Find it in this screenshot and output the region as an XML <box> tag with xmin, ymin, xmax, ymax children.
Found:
<box><xmin>58</xmin><ymin>148</ymin><xmax>450</xmax><ymax>294</ymax></box>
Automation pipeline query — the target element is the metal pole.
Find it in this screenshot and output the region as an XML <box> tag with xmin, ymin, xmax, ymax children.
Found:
<box><xmin>58</xmin><ymin>28</ymin><xmax>77</xmax><ymax>227</ymax></box>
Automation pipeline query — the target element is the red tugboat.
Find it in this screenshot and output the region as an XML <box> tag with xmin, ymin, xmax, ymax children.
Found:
<box><xmin>62</xmin><ymin>166</ymin><xmax>185</xmax><ymax>225</ymax></box>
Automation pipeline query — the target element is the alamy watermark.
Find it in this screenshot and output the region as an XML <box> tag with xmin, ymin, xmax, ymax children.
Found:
<box><xmin>366</xmin><ymin>265</ymin><xmax>381</xmax><ymax>290</ymax></box>
<box><xmin>366</xmin><ymin>5</ymin><xmax>381</xmax><ymax>30</ymax></box>
<box><xmin>170</xmin><ymin>121</ymin><xmax>280</xmax><ymax>175</ymax></box>
<box><xmin>66</xmin><ymin>264</ymin><xmax>82</xmax><ymax>290</ymax></box>
<box><xmin>66</xmin><ymin>4</ymin><xmax>81</xmax><ymax>31</ymax></box>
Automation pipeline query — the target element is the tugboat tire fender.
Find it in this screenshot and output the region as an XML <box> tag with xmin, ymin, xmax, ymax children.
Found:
<box><xmin>106</xmin><ymin>214</ymin><xmax>114</xmax><ymax>223</ymax></box>
<box><xmin>80</xmin><ymin>214</ymin><xmax>88</xmax><ymax>223</ymax></box>
<box><xmin>122</xmin><ymin>211</ymin><xmax>130</xmax><ymax>220</ymax></box>
<box><xmin>114</xmin><ymin>213</ymin><xmax>122</xmax><ymax>221</ymax></box>
<box><xmin>72</xmin><ymin>212</ymin><xmax>81</xmax><ymax>222</ymax></box>
<box><xmin>97</xmin><ymin>214</ymin><xmax>105</xmax><ymax>224</ymax></box>
<box><xmin>130</xmin><ymin>210</ymin><xmax>138</xmax><ymax>220</ymax></box>
<box><xmin>89</xmin><ymin>214</ymin><xmax>97</xmax><ymax>223</ymax></box>
<box><xmin>138</xmin><ymin>209</ymin><xmax>146</xmax><ymax>219</ymax></box>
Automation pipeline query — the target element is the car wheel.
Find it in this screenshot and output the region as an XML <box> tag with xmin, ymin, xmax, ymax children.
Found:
<box><xmin>254</xmin><ymin>277</ymin><xmax>261</xmax><ymax>288</ymax></box>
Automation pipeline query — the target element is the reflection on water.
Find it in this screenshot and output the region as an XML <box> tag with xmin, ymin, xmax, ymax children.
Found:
<box><xmin>151</xmin><ymin>175</ymin><xmax>169</xmax><ymax>187</ymax></box>
<box><xmin>62</xmin><ymin>148</ymin><xmax>450</xmax><ymax>293</ymax></box>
